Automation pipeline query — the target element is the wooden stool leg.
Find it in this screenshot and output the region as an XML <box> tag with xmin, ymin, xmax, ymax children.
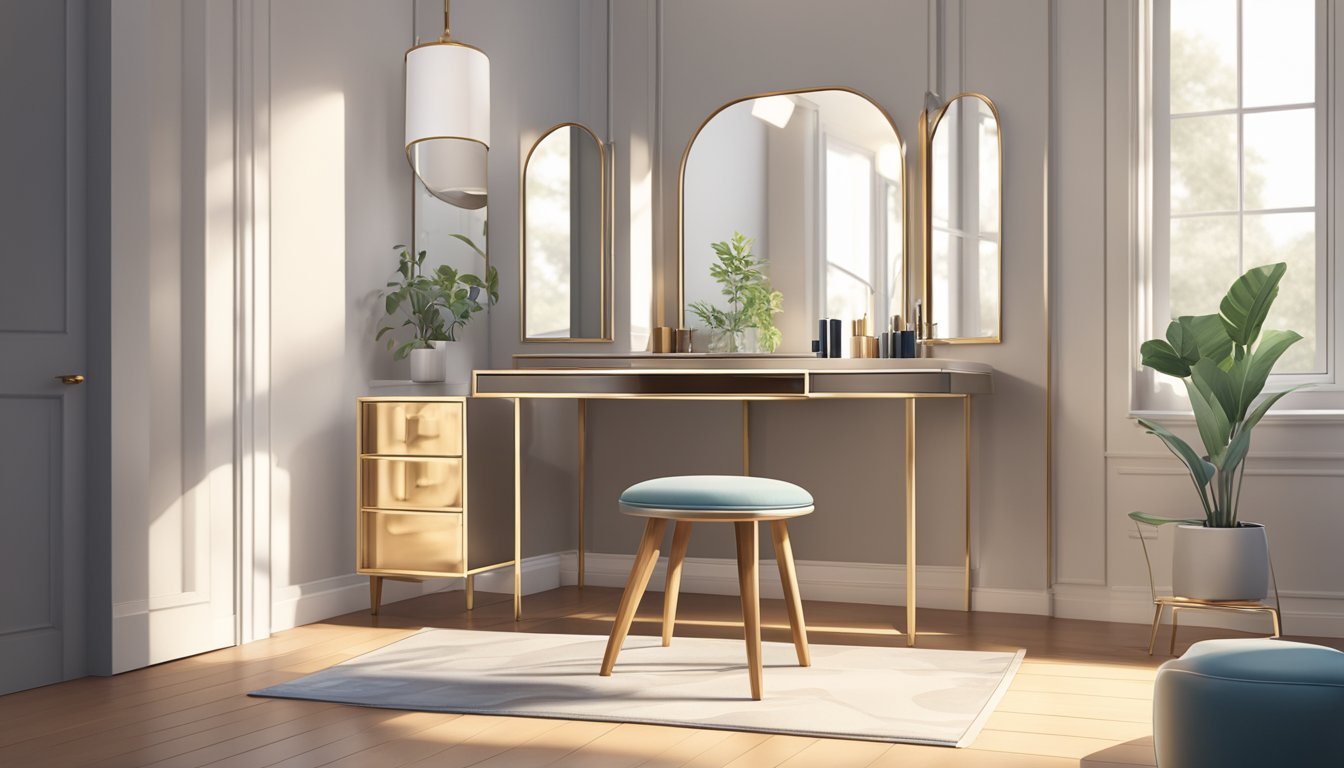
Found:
<box><xmin>662</xmin><ymin>521</ymin><xmax>694</xmax><ymax>646</ymax></box>
<box><xmin>1147</xmin><ymin>602</ymin><xmax>1163</xmax><ymax>656</ymax></box>
<box><xmin>735</xmin><ymin>521</ymin><xmax>763</xmax><ymax>700</ymax></box>
<box><xmin>601</xmin><ymin>518</ymin><xmax>669</xmax><ymax>676</ymax></box>
<box><xmin>771</xmin><ymin>520</ymin><xmax>810</xmax><ymax>667</ymax></box>
<box><xmin>369</xmin><ymin>576</ymin><xmax>383</xmax><ymax>615</ymax></box>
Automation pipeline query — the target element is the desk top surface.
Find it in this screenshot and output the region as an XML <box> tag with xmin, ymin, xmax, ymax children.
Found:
<box><xmin>473</xmin><ymin>355</ymin><xmax>992</xmax><ymax>399</ymax></box>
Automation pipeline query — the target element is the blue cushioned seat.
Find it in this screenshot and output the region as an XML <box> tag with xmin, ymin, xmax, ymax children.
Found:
<box><xmin>619</xmin><ymin>475</ymin><xmax>813</xmax><ymax>511</ymax></box>
<box><xmin>1154</xmin><ymin>638</ymin><xmax>1344</xmax><ymax>767</ymax></box>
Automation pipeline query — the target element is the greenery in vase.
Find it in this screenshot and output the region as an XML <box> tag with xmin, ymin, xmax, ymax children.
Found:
<box><xmin>1131</xmin><ymin>262</ymin><xmax>1302</xmax><ymax>529</ymax></box>
<box><xmin>687</xmin><ymin>232</ymin><xmax>784</xmax><ymax>352</ymax></box>
<box><xmin>376</xmin><ymin>239</ymin><xmax>499</xmax><ymax>360</ymax></box>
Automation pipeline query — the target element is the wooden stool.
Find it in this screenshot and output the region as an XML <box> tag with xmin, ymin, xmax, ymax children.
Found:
<box><xmin>599</xmin><ymin>475</ymin><xmax>814</xmax><ymax>700</ymax></box>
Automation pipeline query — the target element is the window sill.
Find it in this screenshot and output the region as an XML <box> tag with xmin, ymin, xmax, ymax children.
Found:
<box><xmin>1128</xmin><ymin>409</ymin><xmax>1344</xmax><ymax>424</ymax></box>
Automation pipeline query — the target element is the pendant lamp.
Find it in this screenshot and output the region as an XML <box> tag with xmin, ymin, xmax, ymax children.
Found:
<box><xmin>405</xmin><ymin>0</ymin><xmax>489</xmax><ymax>210</ymax></box>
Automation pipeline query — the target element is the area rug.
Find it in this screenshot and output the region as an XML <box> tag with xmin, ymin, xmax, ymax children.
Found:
<box><xmin>251</xmin><ymin>628</ymin><xmax>1024</xmax><ymax>747</ymax></box>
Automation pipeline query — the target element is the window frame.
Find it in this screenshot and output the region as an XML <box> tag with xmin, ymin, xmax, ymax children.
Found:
<box><xmin>1136</xmin><ymin>0</ymin><xmax>1339</xmax><ymax>412</ymax></box>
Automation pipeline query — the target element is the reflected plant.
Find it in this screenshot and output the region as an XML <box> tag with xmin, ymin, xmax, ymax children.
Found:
<box><xmin>376</xmin><ymin>240</ymin><xmax>499</xmax><ymax>359</ymax></box>
<box><xmin>688</xmin><ymin>232</ymin><xmax>783</xmax><ymax>352</ymax></box>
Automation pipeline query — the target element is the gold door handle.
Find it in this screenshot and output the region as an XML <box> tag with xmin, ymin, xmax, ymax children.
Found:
<box><xmin>55</xmin><ymin>374</ymin><xmax>85</xmax><ymax>385</ymax></box>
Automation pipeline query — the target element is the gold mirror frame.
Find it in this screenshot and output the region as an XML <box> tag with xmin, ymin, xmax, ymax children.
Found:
<box><xmin>920</xmin><ymin>91</ymin><xmax>1003</xmax><ymax>345</ymax></box>
<box><xmin>677</xmin><ymin>86</ymin><xmax>909</xmax><ymax>331</ymax></box>
<box><xmin>519</xmin><ymin>122</ymin><xmax>611</xmax><ymax>343</ymax></box>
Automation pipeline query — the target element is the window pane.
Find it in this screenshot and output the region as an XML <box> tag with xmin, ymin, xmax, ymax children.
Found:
<box><xmin>978</xmin><ymin>238</ymin><xmax>1000</xmax><ymax>339</ymax></box>
<box><xmin>1170</xmin><ymin>115</ymin><xmax>1238</xmax><ymax>214</ymax></box>
<box><xmin>1243</xmin><ymin>108</ymin><xmax>1315</xmax><ymax>211</ymax></box>
<box><xmin>886</xmin><ymin>185</ymin><xmax>903</xmax><ymax>318</ymax></box>
<box><xmin>826</xmin><ymin>144</ymin><xmax>873</xmax><ymax>278</ymax></box>
<box><xmin>1170</xmin><ymin>0</ymin><xmax>1237</xmax><ymax>113</ymax></box>
<box><xmin>1243</xmin><ymin>0</ymin><xmax>1314</xmax><ymax>109</ymax></box>
<box><xmin>1243</xmin><ymin>211</ymin><xmax>1316</xmax><ymax>372</ymax></box>
<box><xmin>1169</xmin><ymin>215</ymin><xmax>1239</xmax><ymax>318</ymax></box>
<box><xmin>826</xmin><ymin>268</ymin><xmax>872</xmax><ymax>327</ymax></box>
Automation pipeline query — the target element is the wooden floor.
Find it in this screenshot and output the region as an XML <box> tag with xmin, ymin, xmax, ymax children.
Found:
<box><xmin>0</xmin><ymin>585</ymin><xmax>1328</xmax><ymax>768</ymax></box>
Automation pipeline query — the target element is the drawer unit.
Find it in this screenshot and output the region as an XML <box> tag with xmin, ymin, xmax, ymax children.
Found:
<box><xmin>360</xmin><ymin>457</ymin><xmax>463</xmax><ymax>511</ymax></box>
<box><xmin>361</xmin><ymin>509</ymin><xmax>464</xmax><ymax>575</ymax></box>
<box><xmin>356</xmin><ymin>396</ymin><xmax>514</xmax><ymax>615</ymax></box>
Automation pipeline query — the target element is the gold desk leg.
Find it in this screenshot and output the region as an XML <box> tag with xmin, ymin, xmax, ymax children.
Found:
<box><xmin>514</xmin><ymin>397</ymin><xmax>523</xmax><ymax>621</ymax></box>
<box><xmin>963</xmin><ymin>394</ymin><xmax>972</xmax><ymax>612</ymax></box>
<box><xmin>905</xmin><ymin>398</ymin><xmax>917</xmax><ymax>647</ymax></box>
<box><xmin>578</xmin><ymin>399</ymin><xmax>587</xmax><ymax>589</ymax></box>
<box><xmin>465</xmin><ymin>574</ymin><xmax>474</xmax><ymax>611</ymax></box>
<box><xmin>742</xmin><ymin>401</ymin><xmax>750</xmax><ymax>476</ymax></box>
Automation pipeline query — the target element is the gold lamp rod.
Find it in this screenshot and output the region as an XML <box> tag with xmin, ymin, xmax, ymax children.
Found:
<box><xmin>440</xmin><ymin>0</ymin><xmax>452</xmax><ymax>42</ymax></box>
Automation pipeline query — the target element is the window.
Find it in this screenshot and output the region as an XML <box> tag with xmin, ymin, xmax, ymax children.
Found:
<box><xmin>822</xmin><ymin>137</ymin><xmax>902</xmax><ymax>331</ymax></box>
<box><xmin>1149</xmin><ymin>0</ymin><xmax>1327</xmax><ymax>385</ymax></box>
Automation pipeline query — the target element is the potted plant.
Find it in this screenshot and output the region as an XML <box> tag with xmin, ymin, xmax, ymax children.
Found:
<box><xmin>688</xmin><ymin>232</ymin><xmax>783</xmax><ymax>353</ymax></box>
<box><xmin>376</xmin><ymin>241</ymin><xmax>499</xmax><ymax>382</ymax></box>
<box><xmin>1131</xmin><ymin>262</ymin><xmax>1302</xmax><ymax>601</ymax></box>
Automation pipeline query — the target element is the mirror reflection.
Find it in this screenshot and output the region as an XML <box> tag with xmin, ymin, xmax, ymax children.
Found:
<box><xmin>522</xmin><ymin>123</ymin><xmax>608</xmax><ymax>341</ymax></box>
<box><xmin>681</xmin><ymin>89</ymin><xmax>905</xmax><ymax>353</ymax></box>
<box><xmin>413</xmin><ymin>179</ymin><xmax>489</xmax><ymax>283</ymax></box>
<box><xmin>926</xmin><ymin>93</ymin><xmax>1001</xmax><ymax>342</ymax></box>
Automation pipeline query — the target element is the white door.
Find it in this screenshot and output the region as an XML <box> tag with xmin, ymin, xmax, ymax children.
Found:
<box><xmin>0</xmin><ymin>0</ymin><xmax>90</xmax><ymax>695</ymax></box>
<box><xmin>107</xmin><ymin>0</ymin><xmax>237</xmax><ymax>672</ymax></box>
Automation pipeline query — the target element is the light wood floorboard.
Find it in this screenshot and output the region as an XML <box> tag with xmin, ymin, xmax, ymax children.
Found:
<box><xmin>3</xmin><ymin>585</ymin><xmax>1338</xmax><ymax>767</ymax></box>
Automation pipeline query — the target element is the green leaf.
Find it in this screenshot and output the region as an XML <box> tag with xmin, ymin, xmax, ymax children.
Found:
<box><xmin>1137</xmin><ymin>417</ymin><xmax>1215</xmax><ymax>487</ymax></box>
<box><xmin>1128</xmin><ymin>510</ymin><xmax>1204</xmax><ymax>527</ymax></box>
<box><xmin>1190</xmin><ymin>358</ymin><xmax>1238</xmax><ymax>424</ymax></box>
<box><xmin>1165</xmin><ymin>318</ymin><xmax>1200</xmax><ymax>365</ymax></box>
<box><xmin>1219</xmin><ymin>261</ymin><xmax>1287</xmax><ymax>348</ymax></box>
<box><xmin>1241</xmin><ymin>385</ymin><xmax>1306</xmax><ymax>433</ymax></box>
<box><xmin>1184</xmin><ymin>378</ymin><xmax>1230</xmax><ymax>461</ymax></box>
<box><xmin>1140</xmin><ymin>339</ymin><xmax>1191</xmax><ymax>378</ymax></box>
<box><xmin>1185</xmin><ymin>314</ymin><xmax>1234</xmax><ymax>366</ymax></box>
<box><xmin>1235</xmin><ymin>329</ymin><xmax>1302</xmax><ymax>418</ymax></box>
<box><xmin>449</xmin><ymin>233</ymin><xmax>487</xmax><ymax>260</ymax></box>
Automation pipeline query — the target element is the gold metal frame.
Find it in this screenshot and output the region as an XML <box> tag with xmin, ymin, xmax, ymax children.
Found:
<box><xmin>920</xmin><ymin>91</ymin><xmax>1004</xmax><ymax>345</ymax></box>
<box><xmin>519</xmin><ymin>122</ymin><xmax>613</xmax><ymax>343</ymax></box>
<box><xmin>474</xmin><ymin>370</ymin><xmax>978</xmax><ymax>644</ymax></box>
<box><xmin>1134</xmin><ymin>521</ymin><xmax>1284</xmax><ymax>655</ymax></box>
<box><xmin>675</xmin><ymin>86</ymin><xmax>910</xmax><ymax>329</ymax></box>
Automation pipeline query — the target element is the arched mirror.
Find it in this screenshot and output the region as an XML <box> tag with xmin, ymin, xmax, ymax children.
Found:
<box><xmin>680</xmin><ymin>88</ymin><xmax>906</xmax><ymax>353</ymax></box>
<box><xmin>923</xmin><ymin>92</ymin><xmax>1002</xmax><ymax>343</ymax></box>
<box><xmin>521</xmin><ymin>122</ymin><xmax>609</xmax><ymax>342</ymax></box>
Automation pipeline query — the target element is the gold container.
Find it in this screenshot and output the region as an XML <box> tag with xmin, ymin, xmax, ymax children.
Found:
<box><xmin>651</xmin><ymin>326</ymin><xmax>674</xmax><ymax>353</ymax></box>
<box><xmin>850</xmin><ymin>336</ymin><xmax>879</xmax><ymax>358</ymax></box>
<box><xmin>674</xmin><ymin>328</ymin><xmax>694</xmax><ymax>353</ymax></box>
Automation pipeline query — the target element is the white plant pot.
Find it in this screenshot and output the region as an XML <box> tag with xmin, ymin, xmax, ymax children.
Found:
<box><xmin>1172</xmin><ymin>523</ymin><xmax>1269</xmax><ymax>601</ymax></box>
<box><xmin>409</xmin><ymin>345</ymin><xmax>445</xmax><ymax>383</ymax></box>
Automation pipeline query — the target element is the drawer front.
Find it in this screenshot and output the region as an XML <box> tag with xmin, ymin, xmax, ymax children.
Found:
<box><xmin>361</xmin><ymin>457</ymin><xmax>463</xmax><ymax>511</ymax></box>
<box><xmin>361</xmin><ymin>510</ymin><xmax>464</xmax><ymax>574</ymax></box>
<box><xmin>361</xmin><ymin>401</ymin><xmax>462</xmax><ymax>456</ymax></box>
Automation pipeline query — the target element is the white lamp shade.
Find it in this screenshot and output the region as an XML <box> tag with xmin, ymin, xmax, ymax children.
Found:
<box><xmin>405</xmin><ymin>41</ymin><xmax>490</xmax><ymax>208</ymax></box>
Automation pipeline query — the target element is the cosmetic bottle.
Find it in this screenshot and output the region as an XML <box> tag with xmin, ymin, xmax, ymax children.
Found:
<box><xmin>828</xmin><ymin>318</ymin><xmax>842</xmax><ymax>358</ymax></box>
<box><xmin>816</xmin><ymin>318</ymin><xmax>829</xmax><ymax>358</ymax></box>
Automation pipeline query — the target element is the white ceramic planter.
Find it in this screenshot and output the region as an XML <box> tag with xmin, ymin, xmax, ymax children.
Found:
<box><xmin>409</xmin><ymin>344</ymin><xmax>445</xmax><ymax>383</ymax></box>
<box><xmin>1172</xmin><ymin>523</ymin><xmax>1269</xmax><ymax>601</ymax></box>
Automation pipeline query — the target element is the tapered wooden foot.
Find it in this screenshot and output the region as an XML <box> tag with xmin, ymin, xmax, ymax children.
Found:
<box><xmin>369</xmin><ymin>576</ymin><xmax>383</xmax><ymax>615</ymax></box>
<box><xmin>465</xmin><ymin>574</ymin><xmax>475</xmax><ymax>611</ymax></box>
<box><xmin>601</xmin><ymin>518</ymin><xmax>668</xmax><ymax>676</ymax></box>
<box><xmin>735</xmin><ymin>521</ymin><xmax>762</xmax><ymax>700</ymax></box>
<box><xmin>662</xmin><ymin>521</ymin><xmax>694</xmax><ymax>646</ymax></box>
<box><xmin>771</xmin><ymin>521</ymin><xmax>810</xmax><ymax>667</ymax></box>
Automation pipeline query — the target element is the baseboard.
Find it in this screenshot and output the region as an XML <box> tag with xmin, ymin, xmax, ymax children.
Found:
<box><xmin>269</xmin><ymin>554</ymin><xmax>564</xmax><ymax>632</ymax></box>
<box><xmin>1052</xmin><ymin>584</ymin><xmax>1344</xmax><ymax>638</ymax></box>
<box><xmin>558</xmin><ymin>551</ymin><xmax>1052</xmax><ymax>616</ymax></box>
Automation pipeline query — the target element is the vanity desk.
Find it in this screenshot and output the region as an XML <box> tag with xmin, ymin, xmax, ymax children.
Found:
<box><xmin>471</xmin><ymin>354</ymin><xmax>992</xmax><ymax>646</ymax></box>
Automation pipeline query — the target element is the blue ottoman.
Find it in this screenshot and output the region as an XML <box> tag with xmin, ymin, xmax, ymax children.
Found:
<box><xmin>1154</xmin><ymin>638</ymin><xmax>1344</xmax><ymax>767</ymax></box>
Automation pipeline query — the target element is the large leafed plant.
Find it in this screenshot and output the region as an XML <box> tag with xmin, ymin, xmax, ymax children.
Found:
<box><xmin>1132</xmin><ymin>262</ymin><xmax>1302</xmax><ymax>529</ymax></box>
